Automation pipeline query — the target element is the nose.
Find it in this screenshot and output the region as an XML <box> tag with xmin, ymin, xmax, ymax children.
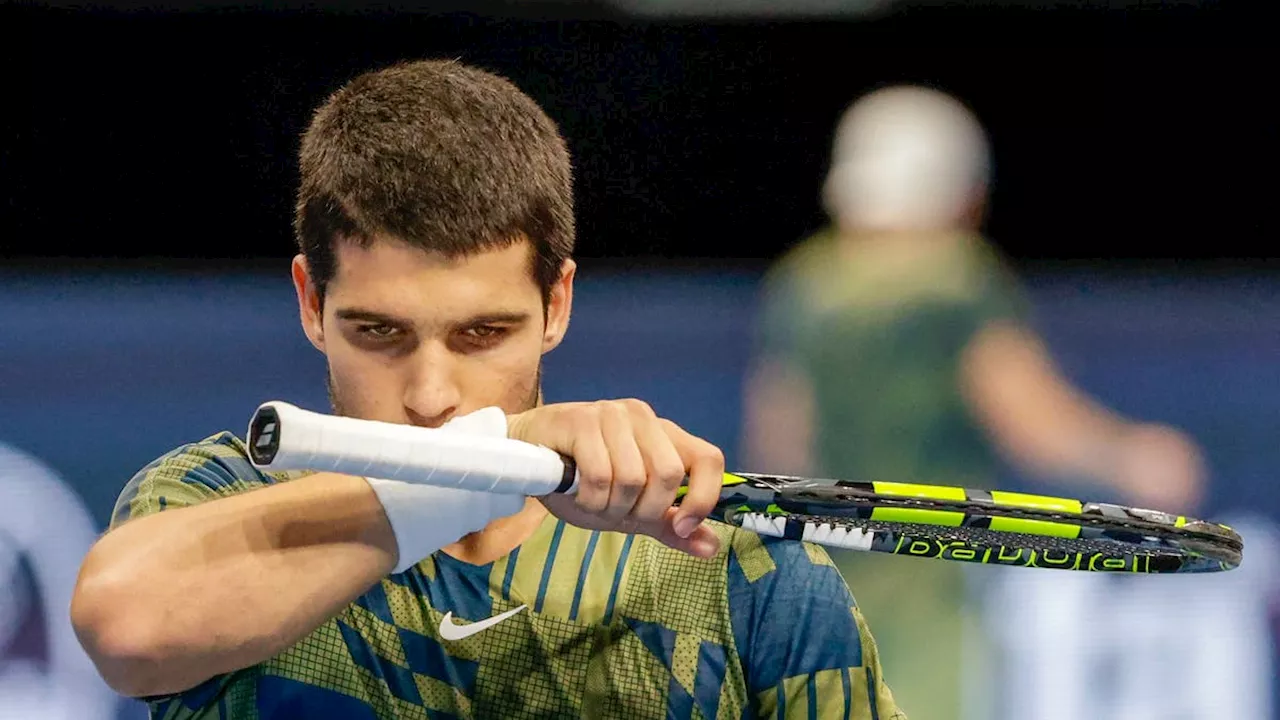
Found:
<box><xmin>403</xmin><ymin>343</ymin><xmax>461</xmax><ymax>429</ymax></box>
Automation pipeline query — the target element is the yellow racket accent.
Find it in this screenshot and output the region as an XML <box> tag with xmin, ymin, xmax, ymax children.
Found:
<box><xmin>988</xmin><ymin>516</ymin><xmax>1082</xmax><ymax>539</ymax></box>
<box><xmin>871</xmin><ymin>481</ymin><xmax>966</xmax><ymax>501</ymax></box>
<box><xmin>989</xmin><ymin>490</ymin><xmax>1083</xmax><ymax>514</ymax></box>
<box><xmin>676</xmin><ymin>472</ymin><xmax>749</xmax><ymax>499</ymax></box>
<box><xmin>866</xmin><ymin>482</ymin><xmax>966</xmax><ymax>526</ymax></box>
<box><xmin>870</xmin><ymin>507</ymin><xmax>966</xmax><ymax>526</ymax></box>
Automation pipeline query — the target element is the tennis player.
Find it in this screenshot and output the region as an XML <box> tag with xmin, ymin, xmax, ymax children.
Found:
<box><xmin>70</xmin><ymin>59</ymin><xmax>905</xmax><ymax>719</ymax></box>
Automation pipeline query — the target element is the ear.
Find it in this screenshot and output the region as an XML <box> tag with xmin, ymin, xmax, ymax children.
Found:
<box><xmin>291</xmin><ymin>254</ymin><xmax>326</xmax><ymax>353</ymax></box>
<box><xmin>962</xmin><ymin>183</ymin><xmax>989</xmax><ymax>230</ymax></box>
<box><xmin>541</xmin><ymin>259</ymin><xmax>575</xmax><ymax>354</ymax></box>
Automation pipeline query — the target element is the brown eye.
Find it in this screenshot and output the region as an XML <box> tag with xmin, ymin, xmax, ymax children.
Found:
<box><xmin>359</xmin><ymin>324</ymin><xmax>400</xmax><ymax>339</ymax></box>
<box><xmin>458</xmin><ymin>325</ymin><xmax>508</xmax><ymax>348</ymax></box>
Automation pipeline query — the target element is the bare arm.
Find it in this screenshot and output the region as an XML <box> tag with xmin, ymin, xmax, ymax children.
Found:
<box><xmin>73</xmin><ymin>398</ymin><xmax>730</xmax><ymax>702</ymax></box>
<box><xmin>958</xmin><ymin>319</ymin><xmax>1205</xmax><ymax>512</ymax></box>
<box><xmin>70</xmin><ymin>472</ymin><xmax>397</xmax><ymax>699</ymax></box>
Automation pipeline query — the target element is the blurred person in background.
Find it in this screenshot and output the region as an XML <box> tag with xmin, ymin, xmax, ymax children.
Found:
<box><xmin>1</xmin><ymin>441</ymin><xmax>119</xmax><ymax>720</ymax></box>
<box><xmin>740</xmin><ymin>84</ymin><xmax>1206</xmax><ymax>720</ymax></box>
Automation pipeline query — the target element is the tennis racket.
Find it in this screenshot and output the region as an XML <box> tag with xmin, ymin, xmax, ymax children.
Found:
<box><xmin>246</xmin><ymin>401</ymin><xmax>1242</xmax><ymax>575</ymax></box>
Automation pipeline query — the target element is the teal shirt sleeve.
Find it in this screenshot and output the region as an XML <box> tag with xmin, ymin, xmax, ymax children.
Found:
<box><xmin>961</xmin><ymin>235</ymin><xmax>1032</xmax><ymax>336</ymax></box>
<box><xmin>109</xmin><ymin>432</ymin><xmax>293</xmax><ymax>530</ymax></box>
<box><xmin>726</xmin><ymin>531</ymin><xmax>906</xmax><ymax>719</ymax></box>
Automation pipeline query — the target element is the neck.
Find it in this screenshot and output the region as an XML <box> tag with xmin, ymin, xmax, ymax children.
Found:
<box><xmin>836</xmin><ymin>226</ymin><xmax>969</xmax><ymax>255</ymax></box>
<box><xmin>441</xmin><ymin>498</ymin><xmax>550</xmax><ymax>566</ymax></box>
<box><xmin>441</xmin><ymin>383</ymin><xmax>550</xmax><ymax>565</ymax></box>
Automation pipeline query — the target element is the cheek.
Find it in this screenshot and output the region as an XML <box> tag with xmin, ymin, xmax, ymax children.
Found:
<box><xmin>324</xmin><ymin>340</ymin><xmax>407</xmax><ymax>421</ymax></box>
<box><xmin>459</xmin><ymin>334</ymin><xmax>544</xmax><ymax>414</ymax></box>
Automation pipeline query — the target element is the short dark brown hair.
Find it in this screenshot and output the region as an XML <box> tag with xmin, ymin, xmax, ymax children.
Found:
<box><xmin>294</xmin><ymin>59</ymin><xmax>575</xmax><ymax>306</ymax></box>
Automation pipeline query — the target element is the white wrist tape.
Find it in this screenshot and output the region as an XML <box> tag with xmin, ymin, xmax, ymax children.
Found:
<box><xmin>364</xmin><ymin>407</ymin><xmax>525</xmax><ymax>574</ymax></box>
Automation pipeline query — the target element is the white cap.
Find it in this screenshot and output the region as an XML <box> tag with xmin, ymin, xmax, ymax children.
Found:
<box><xmin>821</xmin><ymin>85</ymin><xmax>991</xmax><ymax>233</ymax></box>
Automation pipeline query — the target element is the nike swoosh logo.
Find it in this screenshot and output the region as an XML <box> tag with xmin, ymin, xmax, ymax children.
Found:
<box><xmin>438</xmin><ymin>604</ymin><xmax>528</xmax><ymax>641</ymax></box>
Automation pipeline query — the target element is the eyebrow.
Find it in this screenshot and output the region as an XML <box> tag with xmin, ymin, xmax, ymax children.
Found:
<box><xmin>461</xmin><ymin>311</ymin><xmax>533</xmax><ymax>326</ymax></box>
<box><xmin>334</xmin><ymin>308</ymin><xmax>409</xmax><ymax>325</ymax></box>
<box><xmin>334</xmin><ymin>308</ymin><xmax>532</xmax><ymax>326</ymax></box>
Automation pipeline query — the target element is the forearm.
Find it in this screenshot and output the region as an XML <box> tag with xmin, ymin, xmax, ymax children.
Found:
<box><xmin>71</xmin><ymin>472</ymin><xmax>397</xmax><ymax>697</ymax></box>
<box><xmin>1001</xmin><ymin>399</ymin><xmax>1132</xmax><ymax>483</ymax></box>
<box><xmin>958</xmin><ymin>321</ymin><xmax>1204</xmax><ymax>508</ymax></box>
<box><xmin>959</xmin><ymin>321</ymin><xmax>1135</xmax><ymax>481</ymax></box>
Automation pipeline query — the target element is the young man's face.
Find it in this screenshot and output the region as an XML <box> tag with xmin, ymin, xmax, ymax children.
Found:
<box><xmin>292</xmin><ymin>237</ymin><xmax>574</xmax><ymax>427</ymax></box>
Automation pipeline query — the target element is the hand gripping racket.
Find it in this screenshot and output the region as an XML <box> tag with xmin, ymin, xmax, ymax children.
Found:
<box><xmin>246</xmin><ymin>401</ymin><xmax>1242</xmax><ymax>574</ymax></box>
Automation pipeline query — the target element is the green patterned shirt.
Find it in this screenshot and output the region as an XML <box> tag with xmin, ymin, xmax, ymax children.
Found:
<box><xmin>109</xmin><ymin>432</ymin><xmax>905</xmax><ymax>719</ymax></box>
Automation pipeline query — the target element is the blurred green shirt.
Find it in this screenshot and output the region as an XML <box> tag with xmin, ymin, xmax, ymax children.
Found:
<box><xmin>754</xmin><ymin>227</ymin><xmax>1030</xmax><ymax>720</ymax></box>
<box><xmin>756</xmin><ymin>228</ymin><xmax>1028</xmax><ymax>488</ymax></box>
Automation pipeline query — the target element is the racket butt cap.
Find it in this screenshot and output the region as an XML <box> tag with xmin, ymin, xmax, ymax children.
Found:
<box><xmin>247</xmin><ymin>403</ymin><xmax>282</xmax><ymax>466</ymax></box>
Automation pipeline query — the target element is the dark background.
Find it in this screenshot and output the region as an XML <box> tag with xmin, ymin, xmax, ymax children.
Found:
<box><xmin>1</xmin><ymin>1</ymin><xmax>1274</xmax><ymax>272</ymax></box>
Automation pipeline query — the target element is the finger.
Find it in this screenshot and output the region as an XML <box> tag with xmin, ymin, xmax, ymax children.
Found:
<box><xmin>570</xmin><ymin>413</ymin><xmax>613</xmax><ymax>514</ymax></box>
<box><xmin>599</xmin><ymin>402</ymin><xmax>646</xmax><ymax>519</ymax></box>
<box><xmin>628</xmin><ymin>412</ymin><xmax>688</xmax><ymax>525</ymax></box>
<box><xmin>661</xmin><ymin>419</ymin><xmax>726</xmax><ymax>539</ymax></box>
<box><xmin>637</xmin><ymin>508</ymin><xmax>721</xmax><ymax>558</ymax></box>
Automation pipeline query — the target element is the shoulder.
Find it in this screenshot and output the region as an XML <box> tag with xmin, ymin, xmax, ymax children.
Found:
<box><xmin>724</xmin><ymin>530</ymin><xmax>869</xmax><ymax>684</ymax></box>
<box><xmin>726</xmin><ymin>529</ymin><xmax>853</xmax><ymax>611</ymax></box>
<box><xmin>762</xmin><ymin>229</ymin><xmax>838</xmax><ymax>296</ymax></box>
<box><xmin>755</xmin><ymin>230</ymin><xmax>839</xmax><ymax>348</ymax></box>
<box><xmin>722</xmin><ymin>534</ymin><xmax>910</xmax><ymax>716</ymax></box>
<box><xmin>956</xmin><ymin>233</ymin><xmax>1025</xmax><ymax>299</ymax></box>
<box><xmin>110</xmin><ymin>431</ymin><xmax>305</xmax><ymax>530</ymax></box>
<box><xmin>132</xmin><ymin>431</ymin><xmax>290</xmax><ymax>491</ymax></box>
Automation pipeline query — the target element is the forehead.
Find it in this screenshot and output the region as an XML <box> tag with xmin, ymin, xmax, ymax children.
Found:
<box><xmin>325</xmin><ymin>237</ymin><xmax>540</xmax><ymax>317</ymax></box>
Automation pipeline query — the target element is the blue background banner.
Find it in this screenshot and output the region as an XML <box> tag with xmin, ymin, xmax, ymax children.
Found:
<box><xmin>3</xmin><ymin>268</ymin><xmax>1277</xmax><ymax>718</ymax></box>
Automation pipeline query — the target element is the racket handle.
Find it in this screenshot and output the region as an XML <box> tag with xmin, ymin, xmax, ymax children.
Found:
<box><xmin>246</xmin><ymin>401</ymin><xmax>579</xmax><ymax>496</ymax></box>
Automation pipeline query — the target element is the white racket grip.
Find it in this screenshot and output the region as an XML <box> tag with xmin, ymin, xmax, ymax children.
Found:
<box><xmin>247</xmin><ymin>401</ymin><xmax>579</xmax><ymax>496</ymax></box>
